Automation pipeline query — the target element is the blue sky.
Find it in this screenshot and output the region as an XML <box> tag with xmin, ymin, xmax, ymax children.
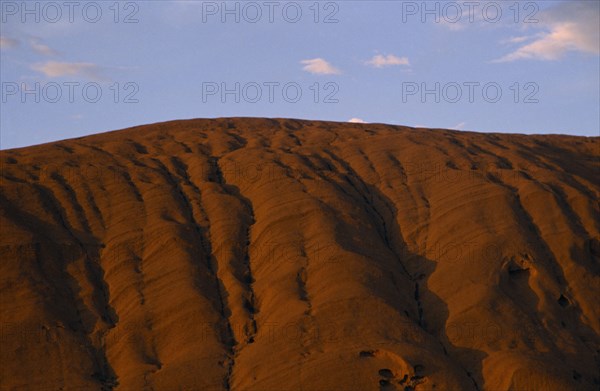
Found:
<box><xmin>1</xmin><ymin>0</ymin><xmax>599</xmax><ymax>149</ymax></box>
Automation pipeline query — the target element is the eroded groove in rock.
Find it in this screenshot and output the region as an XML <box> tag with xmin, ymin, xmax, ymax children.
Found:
<box><xmin>37</xmin><ymin>183</ymin><xmax>118</xmax><ymax>389</ymax></box>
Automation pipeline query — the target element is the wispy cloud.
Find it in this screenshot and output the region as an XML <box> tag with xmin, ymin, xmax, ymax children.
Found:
<box><xmin>501</xmin><ymin>36</ymin><xmax>533</xmax><ymax>45</ymax></box>
<box><xmin>348</xmin><ymin>118</ymin><xmax>367</xmax><ymax>123</ymax></box>
<box><xmin>366</xmin><ymin>54</ymin><xmax>410</xmax><ymax>68</ymax></box>
<box><xmin>452</xmin><ymin>122</ymin><xmax>467</xmax><ymax>130</ymax></box>
<box><xmin>29</xmin><ymin>37</ymin><xmax>60</xmax><ymax>57</ymax></box>
<box><xmin>31</xmin><ymin>61</ymin><xmax>106</xmax><ymax>81</ymax></box>
<box><xmin>0</xmin><ymin>36</ymin><xmax>19</xmax><ymax>49</ymax></box>
<box><xmin>436</xmin><ymin>4</ymin><xmax>481</xmax><ymax>31</ymax></box>
<box><xmin>494</xmin><ymin>1</ymin><xmax>599</xmax><ymax>62</ymax></box>
<box><xmin>301</xmin><ymin>58</ymin><xmax>341</xmax><ymax>75</ymax></box>
<box><xmin>438</xmin><ymin>18</ymin><xmax>467</xmax><ymax>31</ymax></box>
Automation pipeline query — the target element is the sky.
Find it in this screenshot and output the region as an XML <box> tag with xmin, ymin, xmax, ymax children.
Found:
<box><xmin>1</xmin><ymin>0</ymin><xmax>599</xmax><ymax>149</ymax></box>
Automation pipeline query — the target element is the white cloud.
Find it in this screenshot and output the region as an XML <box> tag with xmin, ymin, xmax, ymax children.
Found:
<box><xmin>301</xmin><ymin>58</ymin><xmax>341</xmax><ymax>75</ymax></box>
<box><xmin>0</xmin><ymin>36</ymin><xmax>19</xmax><ymax>49</ymax></box>
<box><xmin>494</xmin><ymin>1</ymin><xmax>599</xmax><ymax>62</ymax></box>
<box><xmin>348</xmin><ymin>118</ymin><xmax>367</xmax><ymax>123</ymax></box>
<box><xmin>29</xmin><ymin>38</ymin><xmax>59</xmax><ymax>57</ymax></box>
<box><xmin>366</xmin><ymin>54</ymin><xmax>410</xmax><ymax>68</ymax></box>
<box><xmin>437</xmin><ymin>3</ymin><xmax>481</xmax><ymax>31</ymax></box>
<box><xmin>31</xmin><ymin>61</ymin><xmax>105</xmax><ymax>80</ymax></box>
<box><xmin>439</xmin><ymin>18</ymin><xmax>467</xmax><ymax>31</ymax></box>
<box><xmin>452</xmin><ymin>122</ymin><xmax>467</xmax><ymax>130</ymax></box>
<box><xmin>501</xmin><ymin>36</ymin><xmax>533</xmax><ymax>45</ymax></box>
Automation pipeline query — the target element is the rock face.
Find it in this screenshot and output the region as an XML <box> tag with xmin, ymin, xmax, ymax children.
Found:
<box><xmin>0</xmin><ymin>118</ymin><xmax>598</xmax><ymax>391</ymax></box>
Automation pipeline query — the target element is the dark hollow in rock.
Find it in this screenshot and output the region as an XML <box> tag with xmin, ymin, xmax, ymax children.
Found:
<box><xmin>413</xmin><ymin>364</ymin><xmax>425</xmax><ymax>376</ymax></box>
<box><xmin>359</xmin><ymin>350</ymin><xmax>377</xmax><ymax>357</ymax></box>
<box><xmin>558</xmin><ymin>294</ymin><xmax>570</xmax><ymax>308</ymax></box>
<box><xmin>379</xmin><ymin>369</ymin><xmax>395</xmax><ymax>378</ymax></box>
